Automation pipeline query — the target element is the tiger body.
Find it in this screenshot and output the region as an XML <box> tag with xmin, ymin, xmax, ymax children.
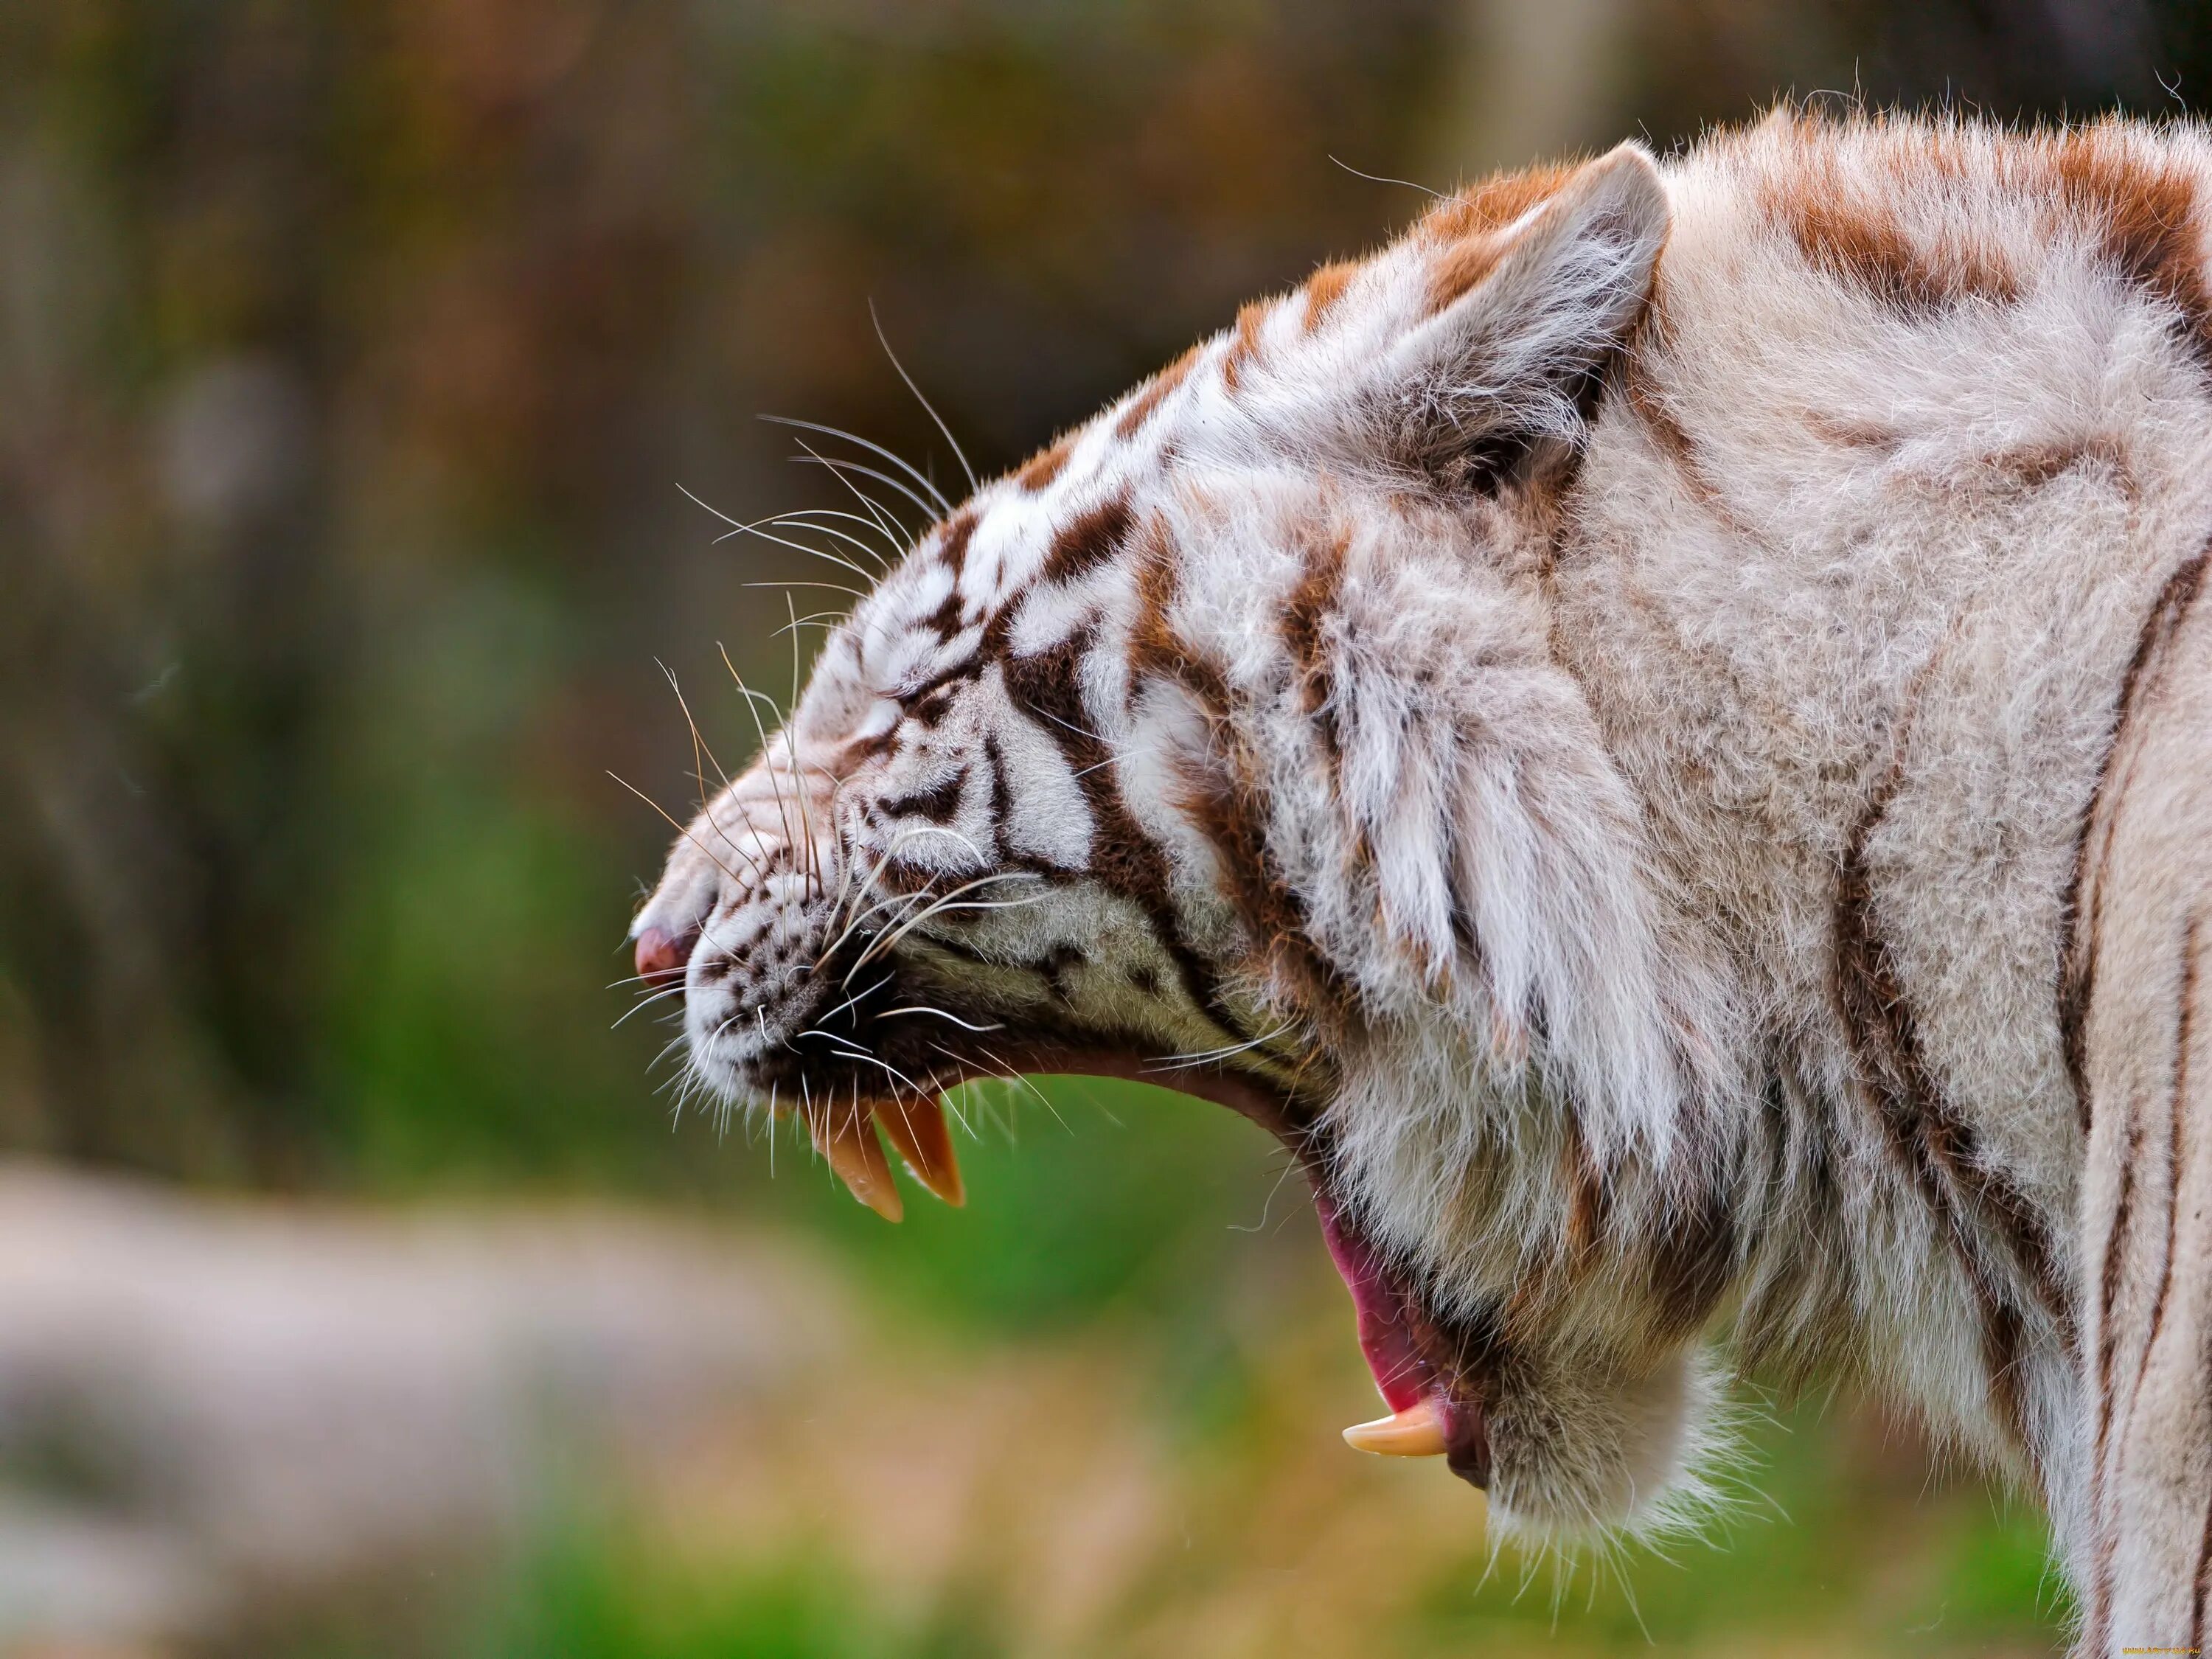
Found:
<box><xmin>630</xmin><ymin>114</ymin><xmax>2212</xmax><ymax>1651</ymax></box>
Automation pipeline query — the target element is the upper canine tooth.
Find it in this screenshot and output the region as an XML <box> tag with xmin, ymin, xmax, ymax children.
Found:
<box><xmin>807</xmin><ymin>1105</ymin><xmax>904</xmax><ymax>1222</ymax></box>
<box><xmin>1341</xmin><ymin>1398</ymin><xmax>1447</xmax><ymax>1458</ymax></box>
<box><xmin>873</xmin><ymin>1098</ymin><xmax>965</xmax><ymax>1208</ymax></box>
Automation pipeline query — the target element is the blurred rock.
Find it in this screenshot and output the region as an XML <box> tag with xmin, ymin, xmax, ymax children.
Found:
<box><xmin>0</xmin><ymin>1163</ymin><xmax>844</xmax><ymax>1648</ymax></box>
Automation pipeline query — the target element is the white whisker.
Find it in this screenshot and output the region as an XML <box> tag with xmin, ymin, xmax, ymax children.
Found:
<box><xmin>870</xmin><ymin>298</ymin><xmax>978</xmax><ymax>494</ymax></box>
<box><xmin>761</xmin><ymin>413</ymin><xmax>954</xmax><ymax>518</ymax></box>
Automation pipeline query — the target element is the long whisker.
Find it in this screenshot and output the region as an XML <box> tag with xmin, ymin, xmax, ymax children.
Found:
<box><xmin>761</xmin><ymin>414</ymin><xmax>953</xmax><ymax>518</ymax></box>
<box><xmin>790</xmin><ymin>439</ymin><xmax>914</xmax><ymax>557</ymax></box>
<box><xmin>790</xmin><ymin>448</ymin><xmax>938</xmax><ymax>535</ymax></box>
<box><xmin>607</xmin><ymin>770</ymin><xmax>751</xmax><ymax>891</ymax></box>
<box><xmin>763</xmin><ymin>514</ymin><xmax>895</xmax><ymax>577</ymax></box>
<box><xmin>812</xmin><ymin>971</ymin><xmax>894</xmax><ymax>1031</ymax></box>
<box><xmin>773</xmin><ymin>612</ymin><xmax>849</xmax><ymax>640</ymax></box>
<box><xmin>743</xmin><ymin>577</ymin><xmax>867</xmax><ymax>601</ymax></box>
<box><xmin>1147</xmin><ymin>1023</ymin><xmax>1297</xmax><ymax>1071</ymax></box>
<box><xmin>846</xmin><ymin>871</ymin><xmax>1043</xmax><ymax>975</ymax></box>
<box><xmin>973</xmin><ymin>1044</ymin><xmax>1068</xmax><ymax>1130</ymax></box>
<box><xmin>720</xmin><ymin>656</ymin><xmax>801</xmax><ymax>884</ymax></box>
<box><xmin>659</xmin><ymin>658</ymin><xmax>729</xmax><ymax>796</ymax></box>
<box><xmin>656</xmin><ymin>661</ymin><xmax>776</xmax><ymax>886</ymax></box>
<box><xmin>672</xmin><ymin>480</ymin><xmax>753</xmax><ymax>532</ymax></box>
<box><xmin>879</xmin><ymin>1006</ymin><xmax>1004</xmax><ymax>1032</ymax></box>
<box><xmin>611</xmin><ymin>983</ymin><xmax>689</xmax><ymax>1029</ymax></box>
<box><xmin>771</xmin><ymin>507</ymin><xmax>905</xmax><ymax>563</ymax></box>
<box><xmin>1023</xmin><ymin>700</ymin><xmax>1116</xmax><ymax>749</ymax></box>
<box><xmin>871</xmin><ymin>298</ymin><xmax>978</xmax><ymax>494</ymax></box>
<box><xmin>714</xmin><ymin>518</ymin><xmax>881</xmax><ymax>588</ymax></box>
<box><xmin>783</xmin><ymin>593</ymin><xmax>821</xmax><ymax>891</ymax></box>
<box><xmin>825</xmin><ymin>827</ymin><xmax>995</xmax><ymax>972</ymax></box>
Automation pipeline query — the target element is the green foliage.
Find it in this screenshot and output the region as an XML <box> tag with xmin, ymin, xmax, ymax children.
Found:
<box><xmin>476</xmin><ymin>1528</ymin><xmax>1007</xmax><ymax>1659</ymax></box>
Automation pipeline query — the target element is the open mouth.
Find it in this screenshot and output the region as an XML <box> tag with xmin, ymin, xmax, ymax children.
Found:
<box><xmin>637</xmin><ymin>925</ymin><xmax>1492</xmax><ymax>1489</ymax></box>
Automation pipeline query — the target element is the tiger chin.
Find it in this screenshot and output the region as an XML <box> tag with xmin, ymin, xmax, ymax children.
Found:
<box><xmin>633</xmin><ymin>111</ymin><xmax>2212</xmax><ymax>1648</ymax></box>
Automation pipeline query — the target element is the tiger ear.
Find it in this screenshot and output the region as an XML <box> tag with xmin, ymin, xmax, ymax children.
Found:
<box><xmin>1357</xmin><ymin>143</ymin><xmax>1668</xmax><ymax>487</ymax></box>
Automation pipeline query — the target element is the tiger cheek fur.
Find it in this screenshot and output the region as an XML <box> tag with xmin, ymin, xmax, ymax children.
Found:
<box><xmin>637</xmin><ymin>111</ymin><xmax>2212</xmax><ymax>1648</ymax></box>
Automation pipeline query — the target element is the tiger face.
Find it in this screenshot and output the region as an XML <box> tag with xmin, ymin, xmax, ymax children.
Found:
<box><xmin>631</xmin><ymin>145</ymin><xmax>1743</xmax><ymax>1536</ymax></box>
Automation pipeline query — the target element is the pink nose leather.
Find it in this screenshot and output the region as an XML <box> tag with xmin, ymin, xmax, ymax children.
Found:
<box><xmin>633</xmin><ymin>926</ymin><xmax>689</xmax><ymax>990</ymax></box>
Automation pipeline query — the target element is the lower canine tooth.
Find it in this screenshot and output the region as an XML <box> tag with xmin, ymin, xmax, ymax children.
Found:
<box><xmin>807</xmin><ymin>1106</ymin><xmax>904</xmax><ymax>1223</ymax></box>
<box><xmin>1342</xmin><ymin>1399</ymin><xmax>1447</xmax><ymax>1458</ymax></box>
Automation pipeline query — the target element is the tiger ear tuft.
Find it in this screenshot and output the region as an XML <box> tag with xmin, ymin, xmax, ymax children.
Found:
<box><xmin>1367</xmin><ymin>143</ymin><xmax>1669</xmax><ymax>489</ymax></box>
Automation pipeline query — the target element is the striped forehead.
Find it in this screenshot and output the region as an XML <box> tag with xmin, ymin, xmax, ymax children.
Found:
<box><xmin>818</xmin><ymin>180</ymin><xmax>1563</xmax><ymax>705</ymax></box>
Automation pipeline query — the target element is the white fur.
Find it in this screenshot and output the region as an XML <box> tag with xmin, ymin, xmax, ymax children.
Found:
<box><xmin>634</xmin><ymin>115</ymin><xmax>2212</xmax><ymax>1648</ymax></box>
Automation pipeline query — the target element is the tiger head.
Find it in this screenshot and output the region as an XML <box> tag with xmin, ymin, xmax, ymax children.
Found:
<box><xmin>630</xmin><ymin>145</ymin><xmax>1745</xmax><ymax>1539</ymax></box>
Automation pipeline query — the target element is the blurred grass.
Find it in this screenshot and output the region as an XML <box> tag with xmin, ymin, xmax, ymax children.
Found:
<box><xmin>449</xmin><ymin>1392</ymin><xmax>2065</xmax><ymax>1659</ymax></box>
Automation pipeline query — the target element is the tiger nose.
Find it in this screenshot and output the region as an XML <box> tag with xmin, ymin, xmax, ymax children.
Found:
<box><xmin>634</xmin><ymin>925</ymin><xmax>693</xmax><ymax>991</ymax></box>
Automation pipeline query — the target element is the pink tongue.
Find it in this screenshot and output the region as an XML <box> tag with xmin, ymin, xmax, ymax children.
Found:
<box><xmin>1312</xmin><ymin>1190</ymin><xmax>1430</xmax><ymax>1413</ymax></box>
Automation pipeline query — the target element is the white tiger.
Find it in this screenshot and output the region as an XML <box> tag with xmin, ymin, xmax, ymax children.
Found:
<box><xmin>629</xmin><ymin>111</ymin><xmax>2212</xmax><ymax>1652</ymax></box>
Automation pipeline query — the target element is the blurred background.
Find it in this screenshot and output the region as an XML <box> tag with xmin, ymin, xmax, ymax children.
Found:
<box><xmin>3</xmin><ymin>1</ymin><xmax>2206</xmax><ymax>1653</ymax></box>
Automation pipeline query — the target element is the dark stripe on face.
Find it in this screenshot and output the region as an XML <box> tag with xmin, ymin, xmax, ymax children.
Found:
<box><xmin>937</xmin><ymin>509</ymin><xmax>978</xmax><ymax>579</ymax></box>
<box><xmin>1129</xmin><ymin>522</ymin><xmax>1346</xmax><ymax>1020</ymax></box>
<box><xmin>1040</xmin><ymin>493</ymin><xmax>1133</xmax><ymax>585</ymax></box>
<box><xmin>920</xmin><ymin>511</ymin><xmax>981</xmax><ymax>638</ymax></box>
<box><xmin>991</xmin><ymin>618</ymin><xmax>1272</xmax><ymax>1074</ymax></box>
<box><xmin>1129</xmin><ymin>522</ymin><xmax>1234</xmax><ymax>714</ymax></box>
<box><xmin>2062</xmin><ymin>549</ymin><xmax>2211</xmax><ymax>1133</ymax></box>
<box><xmin>880</xmin><ymin>768</ymin><xmax>967</xmax><ymax>824</ymax></box>
<box><xmin>1179</xmin><ymin>735</ymin><xmax>1349</xmax><ymax>1021</ymax></box>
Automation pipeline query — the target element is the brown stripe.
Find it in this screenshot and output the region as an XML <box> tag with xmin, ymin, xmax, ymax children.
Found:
<box><xmin>2194</xmin><ymin>1413</ymin><xmax>2212</xmax><ymax>1653</ymax></box>
<box><xmin>1429</xmin><ymin>232</ymin><xmax>1512</xmax><ymax>311</ymax></box>
<box><xmin>1980</xmin><ymin>1296</ymin><xmax>2031</xmax><ymax>1450</ymax></box>
<box><xmin>2095</xmin><ymin>1102</ymin><xmax>2140</xmax><ymax>1521</ymax></box>
<box><xmin>1302</xmin><ymin>260</ymin><xmax>1358</xmax><ymax>333</ymax></box>
<box><xmin>2125</xmin><ymin>916</ymin><xmax>2200</xmax><ymax>1443</ymax></box>
<box><xmin>1016</xmin><ymin>434</ymin><xmax>1074</xmax><ymax>491</ymax></box>
<box><xmin>1422</xmin><ymin>161</ymin><xmax>1575</xmax><ymax>243</ymax></box>
<box><xmin>1279</xmin><ymin>524</ymin><xmax>1348</xmax><ymax>763</ymax></box>
<box><xmin>2049</xmin><ymin>132</ymin><xmax>2212</xmax><ymax>370</ymax></box>
<box><xmin>1178</xmin><ymin>736</ymin><xmax>1347</xmax><ymax>1021</ymax></box>
<box><xmin>1114</xmin><ymin>343</ymin><xmax>1202</xmax><ymax>441</ymax></box>
<box><xmin>989</xmin><ymin>622</ymin><xmax>1239</xmax><ymax>1058</ymax></box>
<box><xmin>1835</xmin><ymin>725</ymin><xmax>2075</xmax><ymax>1429</ymax></box>
<box><xmin>2062</xmin><ymin>548</ymin><xmax>2211</xmax><ymax>1131</ymax></box>
<box><xmin>1127</xmin><ymin>520</ymin><xmax>1343</xmax><ymax>1020</ymax></box>
<box><xmin>1219</xmin><ymin>303</ymin><xmax>1267</xmax><ymax>394</ymax></box>
<box><xmin>1039</xmin><ymin>492</ymin><xmax>1132</xmax><ymax>585</ymax></box>
<box><xmin>1127</xmin><ymin>519</ymin><xmax>1234</xmax><ymax>717</ymax></box>
<box><xmin>1770</xmin><ymin>169</ymin><xmax>2019</xmax><ymax>314</ymax></box>
<box><xmin>1622</xmin><ymin>357</ymin><xmax>1752</xmax><ymax>538</ymax></box>
<box><xmin>936</xmin><ymin>508</ymin><xmax>977</xmax><ymax>577</ymax></box>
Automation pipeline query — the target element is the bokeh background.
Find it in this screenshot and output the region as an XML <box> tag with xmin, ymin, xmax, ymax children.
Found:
<box><xmin>4</xmin><ymin>2</ymin><xmax>2208</xmax><ymax>1654</ymax></box>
